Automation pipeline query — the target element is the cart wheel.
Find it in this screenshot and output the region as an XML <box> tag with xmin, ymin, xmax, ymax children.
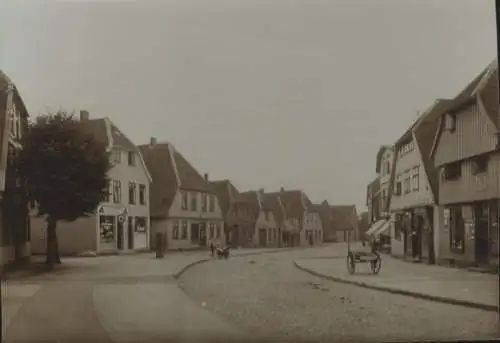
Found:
<box><xmin>370</xmin><ymin>256</ymin><xmax>381</xmax><ymax>275</ymax></box>
<box><xmin>346</xmin><ymin>253</ymin><xmax>355</xmax><ymax>274</ymax></box>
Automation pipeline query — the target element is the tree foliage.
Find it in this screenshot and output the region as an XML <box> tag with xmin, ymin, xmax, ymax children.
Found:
<box><xmin>17</xmin><ymin>111</ymin><xmax>111</xmax><ymax>268</ymax></box>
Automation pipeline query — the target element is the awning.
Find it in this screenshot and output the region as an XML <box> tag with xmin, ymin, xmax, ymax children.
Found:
<box><xmin>366</xmin><ymin>219</ymin><xmax>390</xmax><ymax>237</ymax></box>
<box><xmin>373</xmin><ymin>220</ymin><xmax>390</xmax><ymax>237</ymax></box>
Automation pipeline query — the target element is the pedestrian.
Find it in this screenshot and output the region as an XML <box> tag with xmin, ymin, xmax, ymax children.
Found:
<box><xmin>210</xmin><ymin>242</ymin><xmax>215</xmax><ymax>257</ymax></box>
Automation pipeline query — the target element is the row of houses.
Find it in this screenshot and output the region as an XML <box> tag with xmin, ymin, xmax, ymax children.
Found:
<box><xmin>0</xmin><ymin>70</ymin><xmax>361</xmax><ymax>265</ymax></box>
<box><xmin>366</xmin><ymin>59</ymin><xmax>499</xmax><ymax>269</ymax></box>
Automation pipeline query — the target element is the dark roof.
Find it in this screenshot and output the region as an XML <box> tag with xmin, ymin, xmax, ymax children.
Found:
<box><xmin>266</xmin><ymin>189</ymin><xmax>310</xmax><ymax>218</ymax></box>
<box><xmin>262</xmin><ymin>192</ymin><xmax>285</xmax><ymax>226</ymax></box>
<box><xmin>109</xmin><ymin>122</ymin><xmax>138</xmax><ymax>151</ymax></box>
<box><xmin>210</xmin><ymin>180</ymin><xmax>239</xmax><ymax>217</ymax></box>
<box><xmin>81</xmin><ymin>119</ymin><xmax>108</xmax><ymax>145</ymax></box>
<box><xmin>413</xmin><ymin>99</ymin><xmax>453</xmax><ymax>203</ymax></box>
<box><xmin>329</xmin><ymin>205</ymin><xmax>358</xmax><ymax>231</ymax></box>
<box><xmin>139</xmin><ymin>142</ymin><xmax>213</xmax><ymax>217</ymax></box>
<box><xmin>477</xmin><ymin>62</ymin><xmax>499</xmax><ymax>131</ymax></box>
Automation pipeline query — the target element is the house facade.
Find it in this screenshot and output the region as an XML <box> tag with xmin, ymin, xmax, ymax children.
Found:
<box><xmin>320</xmin><ymin>202</ymin><xmax>358</xmax><ymax>243</ymax></box>
<box><xmin>366</xmin><ymin>177</ymin><xmax>380</xmax><ymax>224</ymax></box>
<box><xmin>211</xmin><ymin>180</ymin><xmax>257</xmax><ymax>247</ymax></box>
<box><xmin>389</xmin><ymin>100</ymin><xmax>449</xmax><ymax>263</ymax></box>
<box><xmin>375</xmin><ymin>146</ymin><xmax>395</xmax><ymax>218</ymax></box>
<box><xmin>430</xmin><ymin>60</ymin><xmax>499</xmax><ymax>268</ymax></box>
<box><xmin>139</xmin><ymin>139</ymin><xmax>225</xmax><ymax>251</ymax></box>
<box><xmin>31</xmin><ymin>111</ymin><xmax>152</xmax><ymax>255</ymax></box>
<box><xmin>247</xmin><ymin>190</ymin><xmax>280</xmax><ymax>247</ymax></box>
<box><xmin>0</xmin><ymin>70</ymin><xmax>31</xmax><ymax>266</ymax></box>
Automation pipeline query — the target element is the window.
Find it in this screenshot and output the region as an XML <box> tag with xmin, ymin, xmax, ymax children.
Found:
<box><xmin>191</xmin><ymin>192</ymin><xmax>198</xmax><ymax>211</ymax></box>
<box><xmin>412</xmin><ymin>166</ymin><xmax>419</xmax><ymax>191</ymax></box>
<box><xmin>449</xmin><ymin>206</ymin><xmax>465</xmax><ymax>253</ymax></box>
<box><xmin>181</xmin><ymin>191</ymin><xmax>188</xmax><ymax>210</ymax></box>
<box><xmin>139</xmin><ymin>184</ymin><xmax>146</xmax><ymax>205</ymax></box>
<box><xmin>104</xmin><ymin>179</ymin><xmax>111</xmax><ymax>202</ymax></box>
<box><xmin>216</xmin><ymin>223</ymin><xmax>221</xmax><ymax>238</ymax></box>
<box><xmin>201</xmin><ymin>193</ymin><xmax>207</xmax><ymax>212</ymax></box>
<box><xmin>209</xmin><ymin>223</ymin><xmax>215</xmax><ymax>238</ymax></box>
<box><xmin>444</xmin><ymin>113</ymin><xmax>456</xmax><ymax>132</ymax></box>
<box><xmin>443</xmin><ymin>162</ymin><xmax>461</xmax><ymax>181</ymax></box>
<box><xmin>129</xmin><ymin>182</ymin><xmax>136</xmax><ymax>204</ymax></box>
<box><xmin>111</xmin><ymin>148</ymin><xmax>121</xmax><ymax>164</ymax></box>
<box><xmin>404</xmin><ymin>172</ymin><xmax>411</xmax><ymax>194</ymax></box>
<box><xmin>181</xmin><ymin>221</ymin><xmax>188</xmax><ymax>239</ymax></box>
<box><xmin>394</xmin><ymin>174</ymin><xmax>402</xmax><ymax>195</ymax></box>
<box><xmin>112</xmin><ymin>180</ymin><xmax>122</xmax><ymax>203</ymax></box>
<box><xmin>99</xmin><ymin>216</ymin><xmax>116</xmax><ymax>243</ymax></box>
<box><xmin>135</xmin><ymin>217</ymin><xmax>147</xmax><ymax>233</ymax></box>
<box><xmin>472</xmin><ymin>155</ymin><xmax>488</xmax><ymax>175</ymax></box>
<box><xmin>128</xmin><ymin>151</ymin><xmax>136</xmax><ymax>166</ymax></box>
<box><xmin>209</xmin><ymin>194</ymin><xmax>215</xmax><ymax>212</ymax></box>
<box><xmin>172</xmin><ymin>220</ymin><xmax>179</xmax><ymax>239</ymax></box>
<box><xmin>265</xmin><ymin>210</ymin><xmax>269</xmax><ymax>221</ymax></box>
<box><xmin>385</xmin><ymin>161</ymin><xmax>391</xmax><ymax>175</ymax></box>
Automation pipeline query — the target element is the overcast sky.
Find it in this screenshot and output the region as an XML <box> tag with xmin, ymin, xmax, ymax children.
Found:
<box><xmin>0</xmin><ymin>0</ymin><xmax>496</xmax><ymax>212</ymax></box>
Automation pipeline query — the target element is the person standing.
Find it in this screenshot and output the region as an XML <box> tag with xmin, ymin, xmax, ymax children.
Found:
<box><xmin>210</xmin><ymin>242</ymin><xmax>215</xmax><ymax>257</ymax></box>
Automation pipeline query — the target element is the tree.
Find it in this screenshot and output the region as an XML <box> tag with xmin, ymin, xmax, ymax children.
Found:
<box><xmin>17</xmin><ymin>111</ymin><xmax>110</xmax><ymax>270</ymax></box>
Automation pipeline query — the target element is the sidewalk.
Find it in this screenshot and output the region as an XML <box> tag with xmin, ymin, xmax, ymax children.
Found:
<box><xmin>294</xmin><ymin>254</ymin><xmax>499</xmax><ymax>312</ymax></box>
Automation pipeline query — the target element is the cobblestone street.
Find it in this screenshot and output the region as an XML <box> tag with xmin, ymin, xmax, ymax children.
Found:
<box><xmin>179</xmin><ymin>252</ymin><xmax>499</xmax><ymax>342</ymax></box>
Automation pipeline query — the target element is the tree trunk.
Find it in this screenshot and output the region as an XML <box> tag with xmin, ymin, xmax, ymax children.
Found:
<box><xmin>46</xmin><ymin>216</ymin><xmax>58</xmax><ymax>270</ymax></box>
<box><xmin>55</xmin><ymin>229</ymin><xmax>61</xmax><ymax>264</ymax></box>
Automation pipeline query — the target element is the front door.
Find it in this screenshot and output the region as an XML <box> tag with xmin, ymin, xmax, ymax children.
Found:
<box><xmin>191</xmin><ymin>223</ymin><xmax>199</xmax><ymax>243</ymax></box>
<box><xmin>259</xmin><ymin>229</ymin><xmax>267</xmax><ymax>246</ymax></box>
<box><xmin>199</xmin><ymin>224</ymin><xmax>207</xmax><ymax>246</ymax></box>
<box><xmin>127</xmin><ymin>217</ymin><xmax>134</xmax><ymax>249</ymax></box>
<box><xmin>308</xmin><ymin>231</ymin><xmax>313</xmax><ymax>245</ymax></box>
<box><xmin>117</xmin><ymin>221</ymin><xmax>124</xmax><ymax>250</ymax></box>
<box><xmin>474</xmin><ymin>203</ymin><xmax>490</xmax><ymax>265</ymax></box>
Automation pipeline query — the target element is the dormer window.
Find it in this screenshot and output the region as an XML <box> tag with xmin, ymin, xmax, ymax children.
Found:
<box><xmin>111</xmin><ymin>148</ymin><xmax>121</xmax><ymax>164</ymax></box>
<box><xmin>128</xmin><ymin>151</ymin><xmax>136</xmax><ymax>166</ymax></box>
<box><xmin>472</xmin><ymin>155</ymin><xmax>488</xmax><ymax>175</ymax></box>
<box><xmin>444</xmin><ymin>113</ymin><xmax>456</xmax><ymax>132</ymax></box>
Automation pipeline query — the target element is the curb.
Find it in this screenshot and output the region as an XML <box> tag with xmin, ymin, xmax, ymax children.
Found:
<box><xmin>173</xmin><ymin>258</ymin><xmax>211</xmax><ymax>279</ymax></box>
<box><xmin>292</xmin><ymin>261</ymin><xmax>498</xmax><ymax>313</ymax></box>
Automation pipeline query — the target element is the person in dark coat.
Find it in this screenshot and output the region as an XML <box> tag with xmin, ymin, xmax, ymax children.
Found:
<box><xmin>210</xmin><ymin>242</ymin><xmax>215</xmax><ymax>257</ymax></box>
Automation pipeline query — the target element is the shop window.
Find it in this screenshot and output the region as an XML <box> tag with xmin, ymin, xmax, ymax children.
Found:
<box><xmin>99</xmin><ymin>215</ymin><xmax>116</xmax><ymax>243</ymax></box>
<box><xmin>449</xmin><ymin>206</ymin><xmax>465</xmax><ymax>253</ymax></box>
<box><xmin>135</xmin><ymin>217</ymin><xmax>147</xmax><ymax>233</ymax></box>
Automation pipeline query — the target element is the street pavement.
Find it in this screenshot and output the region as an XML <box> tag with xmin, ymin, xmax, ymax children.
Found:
<box><xmin>294</xmin><ymin>243</ymin><xmax>499</xmax><ymax>311</ymax></box>
<box><xmin>179</xmin><ymin>247</ymin><xmax>500</xmax><ymax>342</ymax></box>
<box><xmin>3</xmin><ymin>244</ymin><xmax>499</xmax><ymax>342</ymax></box>
<box><xmin>2</xmin><ymin>247</ymin><xmax>312</xmax><ymax>343</ymax></box>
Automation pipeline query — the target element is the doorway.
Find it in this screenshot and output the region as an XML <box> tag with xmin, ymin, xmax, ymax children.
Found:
<box><xmin>127</xmin><ymin>217</ymin><xmax>134</xmax><ymax>249</ymax></box>
<box><xmin>259</xmin><ymin>229</ymin><xmax>267</xmax><ymax>246</ymax></box>
<box><xmin>199</xmin><ymin>224</ymin><xmax>207</xmax><ymax>246</ymax></box>
<box><xmin>117</xmin><ymin>221</ymin><xmax>124</xmax><ymax>250</ymax></box>
<box><xmin>308</xmin><ymin>231</ymin><xmax>313</xmax><ymax>245</ymax></box>
<box><xmin>191</xmin><ymin>223</ymin><xmax>199</xmax><ymax>243</ymax></box>
<box><xmin>474</xmin><ymin>203</ymin><xmax>490</xmax><ymax>265</ymax></box>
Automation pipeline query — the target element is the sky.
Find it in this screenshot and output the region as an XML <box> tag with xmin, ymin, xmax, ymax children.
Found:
<box><xmin>0</xmin><ymin>0</ymin><xmax>497</xmax><ymax>213</ymax></box>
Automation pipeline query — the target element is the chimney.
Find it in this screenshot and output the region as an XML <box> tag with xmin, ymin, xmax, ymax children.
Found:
<box><xmin>259</xmin><ymin>188</ymin><xmax>264</xmax><ymax>195</ymax></box>
<box><xmin>150</xmin><ymin>137</ymin><xmax>157</xmax><ymax>147</ymax></box>
<box><xmin>80</xmin><ymin>110</ymin><xmax>89</xmax><ymax>121</ymax></box>
<box><xmin>257</xmin><ymin>188</ymin><xmax>264</xmax><ymax>207</ymax></box>
<box><xmin>322</xmin><ymin>200</ymin><xmax>329</xmax><ymax>206</ymax></box>
<box><xmin>204</xmin><ymin>173</ymin><xmax>208</xmax><ymax>181</ymax></box>
<box><xmin>280</xmin><ymin>186</ymin><xmax>285</xmax><ymax>192</ymax></box>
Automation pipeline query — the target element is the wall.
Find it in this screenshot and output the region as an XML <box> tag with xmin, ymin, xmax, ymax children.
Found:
<box><xmin>439</xmin><ymin>152</ymin><xmax>500</xmax><ymax>204</ymax></box>
<box><xmin>30</xmin><ymin>215</ymin><xmax>97</xmax><ymax>255</ymax></box>
<box><xmin>302</xmin><ymin>210</ymin><xmax>323</xmax><ymax>245</ymax></box>
<box><xmin>390</xmin><ymin>136</ymin><xmax>434</xmax><ymax>211</ymax></box>
<box><xmin>254</xmin><ymin>209</ymin><xmax>279</xmax><ymax>247</ymax></box>
<box><xmin>434</xmin><ymin>103</ymin><xmax>497</xmax><ymax>167</ymax></box>
<box><xmin>435</xmin><ymin>205</ymin><xmax>475</xmax><ymax>266</ymax></box>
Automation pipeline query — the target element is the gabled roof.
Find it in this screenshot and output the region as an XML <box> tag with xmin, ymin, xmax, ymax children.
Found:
<box><xmin>430</xmin><ymin>59</ymin><xmax>498</xmax><ymax>160</ymax></box>
<box><xmin>266</xmin><ymin>189</ymin><xmax>310</xmax><ymax>218</ymax></box>
<box><xmin>210</xmin><ymin>179</ymin><xmax>240</xmax><ymax>216</ymax></box>
<box><xmin>139</xmin><ymin>142</ymin><xmax>213</xmax><ymax>217</ymax></box>
<box><xmin>262</xmin><ymin>192</ymin><xmax>286</xmax><ymax>226</ymax></box>
<box><xmin>375</xmin><ymin>145</ymin><xmax>392</xmax><ymax>173</ymax></box>
<box><xmin>329</xmin><ymin>205</ymin><xmax>358</xmax><ymax>232</ymax></box>
<box><xmin>81</xmin><ymin>118</ymin><xmax>152</xmax><ymax>183</ymax></box>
